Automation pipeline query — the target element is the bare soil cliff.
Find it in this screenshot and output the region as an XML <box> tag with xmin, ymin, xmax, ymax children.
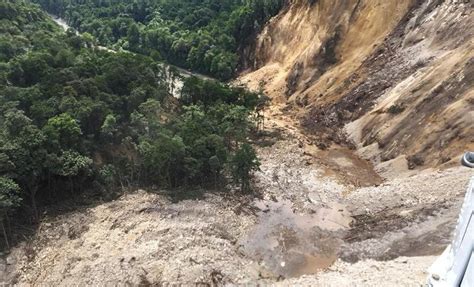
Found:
<box><xmin>2</xmin><ymin>1</ymin><xmax>474</xmax><ymax>286</ymax></box>
<box><xmin>240</xmin><ymin>0</ymin><xmax>473</xmax><ymax>169</ymax></box>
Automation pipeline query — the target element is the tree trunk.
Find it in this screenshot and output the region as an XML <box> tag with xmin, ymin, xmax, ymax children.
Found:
<box><xmin>69</xmin><ymin>176</ymin><xmax>74</xmax><ymax>194</ymax></box>
<box><xmin>130</xmin><ymin>163</ymin><xmax>135</xmax><ymax>187</ymax></box>
<box><xmin>137</xmin><ymin>164</ymin><xmax>142</xmax><ymax>187</ymax></box>
<box><xmin>5</xmin><ymin>211</ymin><xmax>12</xmax><ymax>240</ymax></box>
<box><xmin>31</xmin><ymin>195</ymin><xmax>38</xmax><ymax>223</ymax></box>
<box><xmin>1</xmin><ymin>220</ymin><xmax>9</xmax><ymax>250</ymax></box>
<box><xmin>118</xmin><ymin>170</ymin><xmax>125</xmax><ymax>191</ymax></box>
<box><xmin>53</xmin><ymin>177</ymin><xmax>57</xmax><ymax>201</ymax></box>
<box><xmin>28</xmin><ymin>184</ymin><xmax>39</xmax><ymax>223</ymax></box>
<box><xmin>47</xmin><ymin>171</ymin><xmax>52</xmax><ymax>201</ymax></box>
<box><xmin>166</xmin><ymin>162</ymin><xmax>171</xmax><ymax>187</ymax></box>
<box><xmin>214</xmin><ymin>173</ymin><xmax>217</xmax><ymax>189</ymax></box>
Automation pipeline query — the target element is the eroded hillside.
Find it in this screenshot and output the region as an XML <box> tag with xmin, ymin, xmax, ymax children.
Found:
<box><xmin>240</xmin><ymin>0</ymin><xmax>473</xmax><ymax>170</ymax></box>
<box><xmin>2</xmin><ymin>1</ymin><xmax>474</xmax><ymax>286</ymax></box>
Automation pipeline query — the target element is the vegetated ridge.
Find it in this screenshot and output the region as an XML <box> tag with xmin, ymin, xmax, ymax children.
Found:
<box><xmin>0</xmin><ymin>0</ymin><xmax>264</xmax><ymax>243</ymax></box>
<box><xmin>32</xmin><ymin>0</ymin><xmax>285</xmax><ymax>80</ymax></box>
<box><xmin>1</xmin><ymin>0</ymin><xmax>474</xmax><ymax>286</ymax></box>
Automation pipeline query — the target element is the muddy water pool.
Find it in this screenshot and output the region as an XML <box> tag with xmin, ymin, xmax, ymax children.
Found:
<box><xmin>241</xmin><ymin>199</ymin><xmax>352</xmax><ymax>278</ymax></box>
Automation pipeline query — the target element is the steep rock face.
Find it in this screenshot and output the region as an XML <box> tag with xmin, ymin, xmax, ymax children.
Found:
<box><xmin>241</xmin><ymin>0</ymin><xmax>413</xmax><ymax>99</ymax></box>
<box><xmin>240</xmin><ymin>0</ymin><xmax>473</xmax><ymax>168</ymax></box>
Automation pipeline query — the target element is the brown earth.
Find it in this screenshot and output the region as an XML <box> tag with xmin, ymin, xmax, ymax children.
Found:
<box><xmin>2</xmin><ymin>1</ymin><xmax>474</xmax><ymax>286</ymax></box>
<box><xmin>3</xmin><ymin>109</ymin><xmax>471</xmax><ymax>286</ymax></box>
<box><xmin>239</xmin><ymin>0</ymin><xmax>474</xmax><ymax>171</ymax></box>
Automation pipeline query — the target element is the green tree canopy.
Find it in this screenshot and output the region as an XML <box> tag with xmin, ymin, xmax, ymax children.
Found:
<box><xmin>230</xmin><ymin>143</ymin><xmax>260</xmax><ymax>192</ymax></box>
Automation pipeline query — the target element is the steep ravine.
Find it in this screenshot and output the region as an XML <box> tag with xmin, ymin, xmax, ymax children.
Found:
<box><xmin>2</xmin><ymin>1</ymin><xmax>473</xmax><ymax>286</ymax></box>
<box><xmin>240</xmin><ymin>0</ymin><xmax>473</xmax><ymax>172</ymax></box>
<box><xmin>3</xmin><ymin>111</ymin><xmax>471</xmax><ymax>285</ymax></box>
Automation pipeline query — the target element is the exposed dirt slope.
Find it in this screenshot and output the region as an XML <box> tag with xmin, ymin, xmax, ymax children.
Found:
<box><xmin>3</xmin><ymin>115</ymin><xmax>472</xmax><ymax>286</ymax></box>
<box><xmin>240</xmin><ymin>0</ymin><xmax>473</xmax><ymax>169</ymax></box>
<box><xmin>2</xmin><ymin>1</ymin><xmax>473</xmax><ymax>285</ymax></box>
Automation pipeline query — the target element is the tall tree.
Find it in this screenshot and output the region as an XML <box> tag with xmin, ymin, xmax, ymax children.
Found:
<box><xmin>230</xmin><ymin>143</ymin><xmax>260</xmax><ymax>192</ymax></box>
<box><xmin>0</xmin><ymin>177</ymin><xmax>21</xmax><ymax>249</ymax></box>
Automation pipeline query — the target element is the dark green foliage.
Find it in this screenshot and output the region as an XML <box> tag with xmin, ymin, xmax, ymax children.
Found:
<box><xmin>1</xmin><ymin>1</ymin><xmax>264</xmax><ymax>232</ymax></box>
<box><xmin>31</xmin><ymin>0</ymin><xmax>285</xmax><ymax>80</ymax></box>
<box><xmin>181</xmin><ymin>76</ymin><xmax>260</xmax><ymax>108</ymax></box>
<box><xmin>0</xmin><ymin>177</ymin><xmax>21</xmax><ymax>212</ymax></box>
<box><xmin>0</xmin><ymin>176</ymin><xmax>21</xmax><ymax>248</ymax></box>
<box><xmin>230</xmin><ymin>143</ymin><xmax>260</xmax><ymax>192</ymax></box>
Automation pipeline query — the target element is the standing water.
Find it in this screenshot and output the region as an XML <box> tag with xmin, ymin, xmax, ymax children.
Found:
<box><xmin>241</xmin><ymin>199</ymin><xmax>352</xmax><ymax>278</ymax></box>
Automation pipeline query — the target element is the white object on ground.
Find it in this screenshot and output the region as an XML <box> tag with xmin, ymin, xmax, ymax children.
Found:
<box><xmin>428</xmin><ymin>176</ymin><xmax>474</xmax><ymax>286</ymax></box>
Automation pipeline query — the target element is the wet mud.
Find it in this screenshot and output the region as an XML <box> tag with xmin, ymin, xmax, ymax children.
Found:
<box><xmin>241</xmin><ymin>199</ymin><xmax>351</xmax><ymax>278</ymax></box>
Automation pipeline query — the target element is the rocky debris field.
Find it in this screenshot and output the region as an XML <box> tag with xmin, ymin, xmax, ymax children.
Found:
<box><xmin>3</xmin><ymin>192</ymin><xmax>258</xmax><ymax>285</ymax></box>
<box><xmin>2</xmin><ymin>115</ymin><xmax>472</xmax><ymax>286</ymax></box>
<box><xmin>242</xmin><ymin>0</ymin><xmax>473</xmax><ymax>170</ymax></box>
<box><xmin>280</xmin><ymin>256</ymin><xmax>437</xmax><ymax>286</ymax></box>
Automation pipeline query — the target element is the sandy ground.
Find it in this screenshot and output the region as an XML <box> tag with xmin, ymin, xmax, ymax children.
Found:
<box><xmin>280</xmin><ymin>256</ymin><xmax>437</xmax><ymax>286</ymax></box>
<box><xmin>2</xmin><ymin>105</ymin><xmax>472</xmax><ymax>286</ymax></box>
<box><xmin>2</xmin><ymin>3</ymin><xmax>473</xmax><ymax>284</ymax></box>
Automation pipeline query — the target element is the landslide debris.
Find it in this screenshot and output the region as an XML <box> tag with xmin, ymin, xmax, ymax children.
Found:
<box><xmin>240</xmin><ymin>0</ymin><xmax>474</xmax><ymax>170</ymax></box>
<box><xmin>3</xmin><ymin>113</ymin><xmax>471</xmax><ymax>286</ymax></box>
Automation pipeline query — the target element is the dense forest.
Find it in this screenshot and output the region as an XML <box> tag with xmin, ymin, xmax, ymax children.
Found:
<box><xmin>0</xmin><ymin>1</ymin><xmax>266</xmax><ymax>247</ymax></box>
<box><xmin>32</xmin><ymin>0</ymin><xmax>285</xmax><ymax>80</ymax></box>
